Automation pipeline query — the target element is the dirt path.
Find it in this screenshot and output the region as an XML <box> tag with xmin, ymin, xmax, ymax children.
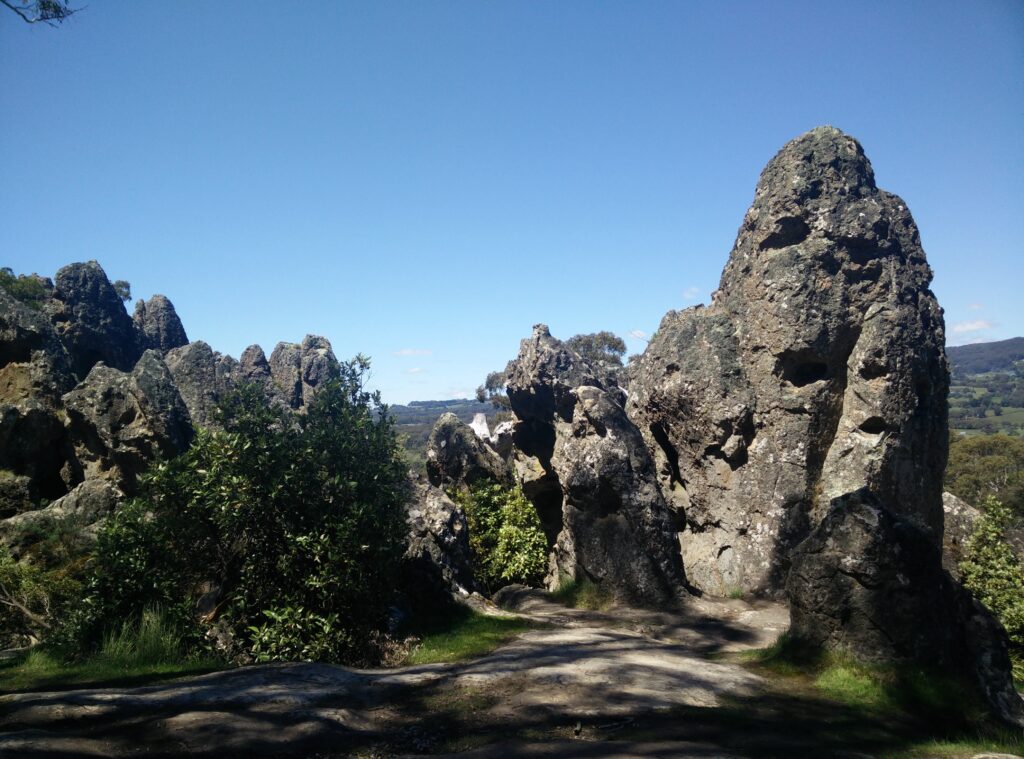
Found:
<box><xmin>0</xmin><ymin>592</ymin><xmax>947</xmax><ymax>757</ymax></box>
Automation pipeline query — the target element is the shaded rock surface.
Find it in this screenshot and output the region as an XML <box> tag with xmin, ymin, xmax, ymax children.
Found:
<box><xmin>628</xmin><ymin>126</ymin><xmax>948</xmax><ymax>596</ymax></box>
<box><xmin>942</xmin><ymin>490</ymin><xmax>981</xmax><ymax>578</ymax></box>
<box><xmin>0</xmin><ymin>479</ymin><xmax>121</xmax><ymax>558</ymax></box>
<box><xmin>787</xmin><ymin>489</ymin><xmax>1024</xmax><ymax>727</ymax></box>
<box><xmin>402</xmin><ymin>478</ymin><xmax>476</xmax><ymax>605</ymax></box>
<box><xmin>267</xmin><ymin>335</ymin><xmax>341</xmax><ymax>409</ymax></box>
<box><xmin>425</xmin><ymin>412</ymin><xmax>509</xmax><ymax>489</ymax></box>
<box><xmin>505</xmin><ymin>325</ymin><xmax>687</xmax><ymax>606</ymax></box>
<box><xmin>133</xmin><ymin>294</ymin><xmax>188</xmax><ymax>352</ymax></box>
<box><xmin>49</xmin><ymin>261</ymin><xmax>141</xmax><ymax>379</ymax></box>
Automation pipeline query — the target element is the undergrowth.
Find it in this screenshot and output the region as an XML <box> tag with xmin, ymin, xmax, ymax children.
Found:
<box><xmin>548</xmin><ymin>575</ymin><xmax>614</xmax><ymax>611</ymax></box>
<box><xmin>402</xmin><ymin>605</ymin><xmax>535</xmax><ymax>665</ymax></box>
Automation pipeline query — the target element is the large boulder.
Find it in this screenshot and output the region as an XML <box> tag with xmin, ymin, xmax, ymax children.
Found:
<box><xmin>63</xmin><ymin>351</ymin><xmax>193</xmax><ymax>494</ymax></box>
<box><xmin>0</xmin><ymin>479</ymin><xmax>122</xmax><ymax>559</ymax></box>
<box><xmin>628</xmin><ymin>126</ymin><xmax>948</xmax><ymax>596</ymax></box>
<box><xmin>133</xmin><ymin>295</ymin><xmax>188</xmax><ymax>353</ymax></box>
<box><xmin>425</xmin><ymin>413</ymin><xmax>509</xmax><ymax>489</ymax></box>
<box><xmin>49</xmin><ymin>261</ymin><xmax>141</xmax><ymax>379</ymax></box>
<box><xmin>506</xmin><ymin>325</ymin><xmax>687</xmax><ymax>606</ymax></box>
<box><xmin>0</xmin><ymin>288</ymin><xmax>76</xmax><ymax>502</ymax></box>
<box><xmin>165</xmin><ymin>341</ymin><xmax>238</xmax><ymax>428</ymax></box>
<box><xmin>787</xmin><ymin>489</ymin><xmax>1024</xmax><ymax>727</ymax></box>
<box><xmin>268</xmin><ymin>335</ymin><xmax>341</xmax><ymax>409</ymax></box>
<box><xmin>402</xmin><ymin>479</ymin><xmax>476</xmax><ymax>607</ymax></box>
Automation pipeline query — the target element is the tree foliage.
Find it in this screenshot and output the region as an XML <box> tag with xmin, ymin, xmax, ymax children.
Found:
<box><xmin>960</xmin><ymin>497</ymin><xmax>1024</xmax><ymax>651</ymax></box>
<box><xmin>0</xmin><ymin>267</ymin><xmax>47</xmax><ymax>309</ymax></box>
<box><xmin>64</xmin><ymin>358</ymin><xmax>410</xmax><ymax>664</ymax></box>
<box><xmin>452</xmin><ymin>481</ymin><xmax>548</xmax><ymax>593</ymax></box>
<box><xmin>475</xmin><ymin>369</ymin><xmax>510</xmax><ymax>410</ymax></box>
<box><xmin>565</xmin><ymin>331</ymin><xmax>627</xmax><ymax>367</ymax></box>
<box><xmin>112</xmin><ymin>279</ymin><xmax>132</xmax><ymax>302</ymax></box>
<box><xmin>1</xmin><ymin>0</ymin><xmax>76</xmax><ymax>25</ymax></box>
<box><xmin>946</xmin><ymin>433</ymin><xmax>1024</xmax><ymax>516</ymax></box>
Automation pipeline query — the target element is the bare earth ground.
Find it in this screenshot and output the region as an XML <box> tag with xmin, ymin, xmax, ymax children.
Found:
<box><xmin>0</xmin><ymin>591</ymin><xmax>995</xmax><ymax>758</ymax></box>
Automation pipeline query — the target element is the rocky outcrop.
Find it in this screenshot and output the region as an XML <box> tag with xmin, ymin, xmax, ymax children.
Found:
<box><xmin>268</xmin><ymin>335</ymin><xmax>341</xmax><ymax>409</ymax></box>
<box><xmin>165</xmin><ymin>341</ymin><xmax>238</xmax><ymax>428</ymax></box>
<box><xmin>0</xmin><ymin>479</ymin><xmax>121</xmax><ymax>558</ymax></box>
<box><xmin>133</xmin><ymin>295</ymin><xmax>188</xmax><ymax>353</ymax></box>
<box><xmin>628</xmin><ymin>126</ymin><xmax>948</xmax><ymax>596</ymax></box>
<box><xmin>942</xmin><ymin>491</ymin><xmax>981</xmax><ymax>578</ymax></box>
<box><xmin>787</xmin><ymin>489</ymin><xmax>1024</xmax><ymax>727</ymax></box>
<box><xmin>239</xmin><ymin>344</ymin><xmax>272</xmax><ymax>384</ymax></box>
<box><xmin>63</xmin><ymin>350</ymin><xmax>193</xmax><ymax>494</ymax></box>
<box><xmin>49</xmin><ymin>261</ymin><xmax>141</xmax><ymax>379</ymax></box>
<box><xmin>402</xmin><ymin>479</ymin><xmax>476</xmax><ymax>606</ymax></box>
<box><xmin>426</xmin><ymin>413</ymin><xmax>509</xmax><ymax>489</ymax></box>
<box><xmin>506</xmin><ymin>325</ymin><xmax>687</xmax><ymax>606</ymax></box>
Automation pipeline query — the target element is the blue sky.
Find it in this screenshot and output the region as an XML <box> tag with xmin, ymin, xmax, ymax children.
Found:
<box><xmin>2</xmin><ymin>1</ymin><xmax>1022</xmax><ymax>403</ymax></box>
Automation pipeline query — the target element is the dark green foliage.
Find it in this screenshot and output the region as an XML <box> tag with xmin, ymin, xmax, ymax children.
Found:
<box><xmin>111</xmin><ymin>279</ymin><xmax>132</xmax><ymax>302</ymax></box>
<box><xmin>565</xmin><ymin>331</ymin><xmax>627</xmax><ymax>367</ymax></box>
<box><xmin>0</xmin><ymin>267</ymin><xmax>47</xmax><ymax>309</ymax></box>
<box><xmin>65</xmin><ymin>358</ymin><xmax>409</xmax><ymax>664</ymax></box>
<box><xmin>476</xmin><ymin>370</ymin><xmax>511</xmax><ymax>410</ymax></box>
<box><xmin>946</xmin><ymin>433</ymin><xmax>1024</xmax><ymax>515</ymax></box>
<box><xmin>452</xmin><ymin>481</ymin><xmax>547</xmax><ymax>593</ymax></box>
<box><xmin>960</xmin><ymin>498</ymin><xmax>1024</xmax><ymax>656</ymax></box>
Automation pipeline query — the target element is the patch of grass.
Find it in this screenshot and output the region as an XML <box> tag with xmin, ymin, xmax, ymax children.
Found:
<box><xmin>548</xmin><ymin>575</ymin><xmax>614</xmax><ymax>611</ymax></box>
<box><xmin>403</xmin><ymin>605</ymin><xmax>535</xmax><ymax>665</ymax></box>
<box><xmin>727</xmin><ymin>587</ymin><xmax>744</xmax><ymax>600</ymax></box>
<box><xmin>0</xmin><ymin>608</ymin><xmax>224</xmax><ymax>694</ymax></box>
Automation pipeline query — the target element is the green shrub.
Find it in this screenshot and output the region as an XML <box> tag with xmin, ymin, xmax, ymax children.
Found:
<box><xmin>0</xmin><ymin>267</ymin><xmax>47</xmax><ymax>309</ymax></box>
<box><xmin>64</xmin><ymin>357</ymin><xmax>409</xmax><ymax>665</ymax></box>
<box><xmin>452</xmin><ymin>482</ymin><xmax>547</xmax><ymax>593</ymax></box>
<box><xmin>0</xmin><ymin>545</ymin><xmax>83</xmax><ymax>645</ymax></box>
<box><xmin>960</xmin><ymin>497</ymin><xmax>1024</xmax><ymax>673</ymax></box>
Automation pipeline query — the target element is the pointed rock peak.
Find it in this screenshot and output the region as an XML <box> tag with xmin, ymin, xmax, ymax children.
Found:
<box><xmin>301</xmin><ymin>334</ymin><xmax>332</xmax><ymax>352</ymax></box>
<box><xmin>133</xmin><ymin>294</ymin><xmax>188</xmax><ymax>352</ymax></box>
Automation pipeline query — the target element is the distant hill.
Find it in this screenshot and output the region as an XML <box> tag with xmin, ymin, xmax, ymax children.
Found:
<box><xmin>948</xmin><ymin>337</ymin><xmax>1024</xmax><ymax>377</ymax></box>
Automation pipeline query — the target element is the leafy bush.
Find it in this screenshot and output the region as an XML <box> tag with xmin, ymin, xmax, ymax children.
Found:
<box><xmin>0</xmin><ymin>267</ymin><xmax>47</xmax><ymax>309</ymax></box>
<box><xmin>946</xmin><ymin>433</ymin><xmax>1024</xmax><ymax>516</ymax></box>
<box><xmin>64</xmin><ymin>357</ymin><xmax>409</xmax><ymax>664</ymax></box>
<box><xmin>960</xmin><ymin>497</ymin><xmax>1024</xmax><ymax>650</ymax></box>
<box><xmin>452</xmin><ymin>481</ymin><xmax>547</xmax><ymax>593</ymax></box>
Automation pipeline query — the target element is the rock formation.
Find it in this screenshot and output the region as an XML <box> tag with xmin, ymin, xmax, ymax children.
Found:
<box><xmin>133</xmin><ymin>295</ymin><xmax>189</xmax><ymax>353</ymax></box>
<box><xmin>628</xmin><ymin>126</ymin><xmax>948</xmax><ymax>596</ymax></box>
<box><xmin>505</xmin><ymin>325</ymin><xmax>687</xmax><ymax>605</ymax></box>
<box><xmin>49</xmin><ymin>261</ymin><xmax>141</xmax><ymax>379</ymax></box>
<box><xmin>165</xmin><ymin>341</ymin><xmax>238</xmax><ymax>428</ymax></box>
<box><xmin>402</xmin><ymin>478</ymin><xmax>476</xmax><ymax>607</ymax></box>
<box><xmin>268</xmin><ymin>336</ymin><xmax>341</xmax><ymax>409</ymax></box>
<box><xmin>63</xmin><ymin>350</ymin><xmax>194</xmax><ymax>494</ymax></box>
<box><xmin>426</xmin><ymin>412</ymin><xmax>509</xmax><ymax>489</ymax></box>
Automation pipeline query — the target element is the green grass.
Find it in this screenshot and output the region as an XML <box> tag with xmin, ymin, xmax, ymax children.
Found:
<box><xmin>403</xmin><ymin>606</ymin><xmax>536</xmax><ymax>665</ymax></box>
<box><xmin>548</xmin><ymin>575</ymin><xmax>614</xmax><ymax>611</ymax></box>
<box><xmin>0</xmin><ymin>608</ymin><xmax>224</xmax><ymax>694</ymax></box>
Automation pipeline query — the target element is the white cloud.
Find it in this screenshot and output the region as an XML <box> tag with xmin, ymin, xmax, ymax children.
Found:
<box><xmin>951</xmin><ymin>319</ymin><xmax>994</xmax><ymax>335</ymax></box>
<box><xmin>405</xmin><ymin>367</ymin><xmax>425</xmax><ymax>375</ymax></box>
<box><xmin>629</xmin><ymin>329</ymin><xmax>647</xmax><ymax>340</ymax></box>
<box><xmin>447</xmin><ymin>388</ymin><xmax>474</xmax><ymax>400</ymax></box>
<box><xmin>967</xmin><ymin>303</ymin><xmax>984</xmax><ymax>311</ymax></box>
<box><xmin>393</xmin><ymin>348</ymin><xmax>432</xmax><ymax>356</ymax></box>
<box><xmin>682</xmin><ymin>286</ymin><xmax>701</xmax><ymax>301</ymax></box>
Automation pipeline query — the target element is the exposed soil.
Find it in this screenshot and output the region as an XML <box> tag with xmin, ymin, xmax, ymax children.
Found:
<box><xmin>0</xmin><ymin>591</ymin><xmax>1000</xmax><ymax>757</ymax></box>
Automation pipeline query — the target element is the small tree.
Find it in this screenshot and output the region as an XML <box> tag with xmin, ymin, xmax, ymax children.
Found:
<box><xmin>476</xmin><ymin>369</ymin><xmax>510</xmax><ymax>410</ymax></box>
<box><xmin>112</xmin><ymin>279</ymin><xmax>132</xmax><ymax>302</ymax></box>
<box><xmin>565</xmin><ymin>331</ymin><xmax>627</xmax><ymax>367</ymax></box>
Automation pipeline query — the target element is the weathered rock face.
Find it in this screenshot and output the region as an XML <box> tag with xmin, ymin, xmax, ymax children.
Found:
<box><xmin>506</xmin><ymin>325</ymin><xmax>687</xmax><ymax>605</ymax></box>
<box><xmin>63</xmin><ymin>350</ymin><xmax>193</xmax><ymax>494</ymax></box>
<box><xmin>239</xmin><ymin>344</ymin><xmax>272</xmax><ymax>384</ymax></box>
<box><xmin>426</xmin><ymin>413</ymin><xmax>509</xmax><ymax>489</ymax></box>
<box><xmin>49</xmin><ymin>261</ymin><xmax>141</xmax><ymax>379</ymax></box>
<box><xmin>133</xmin><ymin>295</ymin><xmax>188</xmax><ymax>353</ymax></box>
<box><xmin>402</xmin><ymin>479</ymin><xmax>476</xmax><ymax>606</ymax></box>
<box><xmin>268</xmin><ymin>335</ymin><xmax>341</xmax><ymax>409</ymax></box>
<box><xmin>941</xmin><ymin>491</ymin><xmax>981</xmax><ymax>579</ymax></box>
<box><xmin>0</xmin><ymin>479</ymin><xmax>122</xmax><ymax>558</ymax></box>
<box><xmin>628</xmin><ymin>126</ymin><xmax>948</xmax><ymax>596</ymax></box>
<box><xmin>165</xmin><ymin>341</ymin><xmax>238</xmax><ymax>428</ymax></box>
<box><xmin>787</xmin><ymin>489</ymin><xmax>1024</xmax><ymax>727</ymax></box>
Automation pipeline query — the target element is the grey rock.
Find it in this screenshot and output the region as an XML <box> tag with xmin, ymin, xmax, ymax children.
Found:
<box><xmin>403</xmin><ymin>479</ymin><xmax>476</xmax><ymax>604</ymax></box>
<box><xmin>63</xmin><ymin>350</ymin><xmax>193</xmax><ymax>494</ymax></box>
<box><xmin>425</xmin><ymin>413</ymin><xmax>509</xmax><ymax>489</ymax></box>
<box><xmin>942</xmin><ymin>491</ymin><xmax>981</xmax><ymax>579</ymax></box>
<box><xmin>0</xmin><ymin>472</ymin><xmax>33</xmax><ymax>519</ymax></box>
<box><xmin>506</xmin><ymin>325</ymin><xmax>687</xmax><ymax>606</ymax></box>
<box><xmin>239</xmin><ymin>344</ymin><xmax>271</xmax><ymax>383</ymax></box>
<box><xmin>133</xmin><ymin>295</ymin><xmax>188</xmax><ymax>352</ymax></box>
<box><xmin>165</xmin><ymin>341</ymin><xmax>238</xmax><ymax>428</ymax></box>
<box><xmin>49</xmin><ymin>261</ymin><xmax>141</xmax><ymax>379</ymax></box>
<box><xmin>0</xmin><ymin>479</ymin><xmax>121</xmax><ymax>558</ymax></box>
<box><xmin>268</xmin><ymin>335</ymin><xmax>340</xmax><ymax>409</ymax></box>
<box><xmin>787</xmin><ymin>489</ymin><xmax>1024</xmax><ymax>727</ymax></box>
<box><xmin>628</xmin><ymin>126</ymin><xmax>948</xmax><ymax>596</ymax></box>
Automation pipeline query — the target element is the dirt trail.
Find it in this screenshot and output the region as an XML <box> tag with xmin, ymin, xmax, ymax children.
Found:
<box><xmin>0</xmin><ymin>592</ymin><xmax>826</xmax><ymax>758</ymax></box>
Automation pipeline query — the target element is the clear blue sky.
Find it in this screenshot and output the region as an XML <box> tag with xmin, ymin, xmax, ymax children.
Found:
<box><xmin>2</xmin><ymin>1</ymin><xmax>1022</xmax><ymax>404</ymax></box>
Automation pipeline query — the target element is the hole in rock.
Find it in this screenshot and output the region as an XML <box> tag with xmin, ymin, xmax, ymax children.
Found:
<box><xmin>777</xmin><ymin>350</ymin><xmax>830</xmax><ymax>387</ymax></box>
<box><xmin>858</xmin><ymin>417</ymin><xmax>887</xmax><ymax>435</ymax></box>
<box><xmin>759</xmin><ymin>217</ymin><xmax>810</xmax><ymax>250</ymax></box>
